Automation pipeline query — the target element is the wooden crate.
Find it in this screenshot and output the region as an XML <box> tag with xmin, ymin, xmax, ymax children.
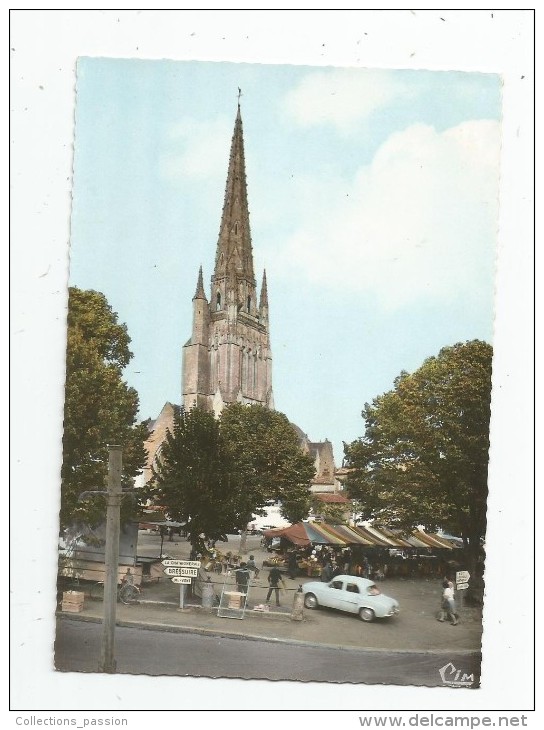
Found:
<box><xmin>62</xmin><ymin>591</ymin><xmax>84</xmax><ymax>612</ymax></box>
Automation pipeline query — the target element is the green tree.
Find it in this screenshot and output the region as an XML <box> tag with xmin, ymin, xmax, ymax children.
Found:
<box><xmin>147</xmin><ymin>403</ymin><xmax>315</xmax><ymax>553</ymax></box>
<box><xmin>220</xmin><ymin>403</ymin><xmax>315</xmax><ymax>524</ymax></box>
<box><xmin>60</xmin><ymin>287</ymin><xmax>147</xmax><ymax>528</ymax></box>
<box><xmin>344</xmin><ymin>340</ymin><xmax>492</xmax><ymax>571</ymax></box>
<box><xmin>148</xmin><ymin>407</ymin><xmax>249</xmax><ymax>554</ymax></box>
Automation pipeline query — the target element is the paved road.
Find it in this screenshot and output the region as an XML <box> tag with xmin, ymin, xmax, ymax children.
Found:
<box><xmin>55</xmin><ymin>618</ymin><xmax>481</xmax><ymax>687</ymax></box>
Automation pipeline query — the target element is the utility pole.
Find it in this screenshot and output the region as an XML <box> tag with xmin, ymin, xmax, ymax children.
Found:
<box><xmin>100</xmin><ymin>445</ymin><xmax>123</xmax><ymax>673</ymax></box>
<box><xmin>79</xmin><ymin>445</ymin><xmax>125</xmax><ymax>673</ymax></box>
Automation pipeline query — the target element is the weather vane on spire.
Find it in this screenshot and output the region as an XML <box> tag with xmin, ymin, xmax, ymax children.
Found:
<box><xmin>237</xmin><ymin>87</ymin><xmax>242</xmax><ymax>104</ymax></box>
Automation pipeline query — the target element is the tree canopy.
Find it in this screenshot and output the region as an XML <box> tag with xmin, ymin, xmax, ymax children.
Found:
<box><xmin>147</xmin><ymin>403</ymin><xmax>314</xmax><ymax>552</ymax></box>
<box><xmin>60</xmin><ymin>287</ymin><xmax>147</xmax><ymax>528</ymax></box>
<box><xmin>344</xmin><ymin>340</ymin><xmax>493</xmax><ymax>564</ymax></box>
<box><xmin>220</xmin><ymin>403</ymin><xmax>315</xmax><ymax>524</ymax></box>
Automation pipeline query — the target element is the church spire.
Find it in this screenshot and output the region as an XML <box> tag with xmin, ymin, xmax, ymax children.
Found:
<box><xmin>193</xmin><ymin>265</ymin><xmax>207</xmax><ymax>300</ymax></box>
<box><xmin>259</xmin><ymin>269</ymin><xmax>268</xmax><ymax>309</ymax></box>
<box><xmin>213</xmin><ymin>101</ymin><xmax>255</xmax><ymax>286</ymax></box>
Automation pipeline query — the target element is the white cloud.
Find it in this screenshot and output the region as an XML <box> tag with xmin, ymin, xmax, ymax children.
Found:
<box><xmin>283</xmin><ymin>68</ymin><xmax>406</xmax><ymax>133</ymax></box>
<box><xmin>264</xmin><ymin>120</ymin><xmax>501</xmax><ymax>310</ymax></box>
<box><xmin>160</xmin><ymin>116</ymin><xmax>232</xmax><ymax>181</ymax></box>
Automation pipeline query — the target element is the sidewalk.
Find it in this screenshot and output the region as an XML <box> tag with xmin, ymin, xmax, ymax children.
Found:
<box><xmin>58</xmin><ymin>574</ymin><xmax>483</xmax><ymax>654</ymax></box>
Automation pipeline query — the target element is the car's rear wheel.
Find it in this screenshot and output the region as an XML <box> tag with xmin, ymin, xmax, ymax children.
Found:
<box><xmin>304</xmin><ymin>593</ymin><xmax>319</xmax><ymax>609</ymax></box>
<box><xmin>359</xmin><ymin>607</ymin><xmax>375</xmax><ymax>622</ymax></box>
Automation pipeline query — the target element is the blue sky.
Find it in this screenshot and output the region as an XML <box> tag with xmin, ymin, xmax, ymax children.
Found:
<box><xmin>69</xmin><ymin>58</ymin><xmax>502</xmax><ymax>462</ymax></box>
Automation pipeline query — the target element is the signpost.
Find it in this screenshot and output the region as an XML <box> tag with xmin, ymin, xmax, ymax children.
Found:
<box><xmin>162</xmin><ymin>559</ymin><xmax>200</xmax><ymax>568</ymax></box>
<box><xmin>455</xmin><ymin>570</ymin><xmax>470</xmax><ymax>609</ymax></box>
<box><xmin>163</xmin><ymin>566</ymin><xmax>198</xmax><ymax>577</ymax></box>
<box><xmin>162</xmin><ymin>559</ymin><xmax>201</xmax><ymax>609</ymax></box>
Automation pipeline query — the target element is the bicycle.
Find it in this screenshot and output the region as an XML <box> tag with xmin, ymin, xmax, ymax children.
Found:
<box><xmin>119</xmin><ymin>581</ymin><xmax>140</xmax><ymax>604</ymax></box>
<box><xmin>89</xmin><ymin>580</ymin><xmax>141</xmax><ymax>604</ymax></box>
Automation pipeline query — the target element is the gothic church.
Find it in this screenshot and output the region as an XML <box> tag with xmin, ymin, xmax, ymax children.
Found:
<box><xmin>142</xmin><ymin>102</ymin><xmax>341</xmax><ymax>502</ymax></box>
<box><xmin>182</xmin><ymin>103</ymin><xmax>273</xmax><ymax>415</ymax></box>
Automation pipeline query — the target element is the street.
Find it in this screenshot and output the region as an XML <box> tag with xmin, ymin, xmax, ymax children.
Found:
<box><xmin>54</xmin><ymin>617</ymin><xmax>481</xmax><ymax>687</ymax></box>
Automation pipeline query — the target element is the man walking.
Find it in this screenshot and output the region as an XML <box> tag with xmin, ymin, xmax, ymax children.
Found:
<box><xmin>246</xmin><ymin>554</ymin><xmax>260</xmax><ymax>579</ymax></box>
<box><xmin>235</xmin><ymin>562</ymin><xmax>250</xmax><ymax>597</ymax></box>
<box><xmin>266</xmin><ymin>566</ymin><xmax>286</xmax><ymax>607</ymax></box>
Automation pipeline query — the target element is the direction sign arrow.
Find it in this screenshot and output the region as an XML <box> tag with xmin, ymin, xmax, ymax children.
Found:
<box><xmin>456</xmin><ymin>582</ymin><xmax>469</xmax><ymax>590</ymax></box>
<box><xmin>163</xmin><ymin>566</ymin><xmax>198</xmax><ymax>577</ymax></box>
<box><xmin>162</xmin><ymin>559</ymin><xmax>201</xmax><ymax>568</ymax></box>
<box><xmin>171</xmin><ymin>577</ymin><xmax>192</xmax><ymax>584</ymax></box>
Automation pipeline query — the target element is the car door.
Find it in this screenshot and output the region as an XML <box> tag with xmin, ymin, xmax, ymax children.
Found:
<box><xmin>335</xmin><ymin>580</ymin><xmax>362</xmax><ymax>614</ymax></box>
<box><xmin>322</xmin><ymin>579</ymin><xmax>345</xmax><ymax>609</ymax></box>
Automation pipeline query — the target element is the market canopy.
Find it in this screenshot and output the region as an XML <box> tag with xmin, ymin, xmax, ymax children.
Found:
<box><xmin>262</xmin><ymin>522</ymin><xmax>460</xmax><ymax>550</ymax></box>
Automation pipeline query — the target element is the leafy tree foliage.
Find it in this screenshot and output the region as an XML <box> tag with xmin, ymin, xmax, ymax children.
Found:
<box><xmin>60</xmin><ymin>287</ymin><xmax>147</xmax><ymax>528</ymax></box>
<box><xmin>220</xmin><ymin>403</ymin><xmax>315</xmax><ymax>525</ymax></box>
<box><xmin>147</xmin><ymin>403</ymin><xmax>314</xmax><ymax>552</ymax></box>
<box><xmin>147</xmin><ymin>407</ymin><xmax>243</xmax><ymax>553</ymax></box>
<box><xmin>344</xmin><ymin>340</ymin><xmax>493</xmax><ymax>566</ymax></box>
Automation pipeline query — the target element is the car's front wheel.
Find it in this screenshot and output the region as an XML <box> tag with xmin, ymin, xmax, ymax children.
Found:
<box><xmin>304</xmin><ymin>593</ymin><xmax>319</xmax><ymax>609</ymax></box>
<box><xmin>359</xmin><ymin>607</ymin><xmax>375</xmax><ymax>622</ymax></box>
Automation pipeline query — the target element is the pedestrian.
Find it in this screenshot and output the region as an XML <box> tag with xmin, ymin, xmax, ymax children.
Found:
<box><xmin>321</xmin><ymin>560</ymin><xmax>333</xmax><ymax>582</ymax></box>
<box><xmin>122</xmin><ymin>568</ymin><xmax>134</xmax><ymax>586</ymax></box>
<box><xmin>266</xmin><ymin>566</ymin><xmax>286</xmax><ymax>606</ymax></box>
<box><xmin>235</xmin><ymin>562</ymin><xmax>250</xmax><ymax>596</ymax></box>
<box><xmin>438</xmin><ymin>578</ymin><xmax>458</xmax><ymax>625</ymax></box>
<box><xmin>288</xmin><ymin>550</ymin><xmax>298</xmax><ymax>579</ymax></box>
<box><xmin>246</xmin><ymin>554</ymin><xmax>260</xmax><ymax>579</ymax></box>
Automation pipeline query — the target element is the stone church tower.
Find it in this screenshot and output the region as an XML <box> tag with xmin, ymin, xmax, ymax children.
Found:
<box><xmin>182</xmin><ymin>103</ymin><xmax>273</xmax><ymax>415</ymax></box>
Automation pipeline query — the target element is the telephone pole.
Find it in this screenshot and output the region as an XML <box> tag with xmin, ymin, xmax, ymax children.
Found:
<box><xmin>79</xmin><ymin>445</ymin><xmax>125</xmax><ymax>673</ymax></box>
<box><xmin>100</xmin><ymin>445</ymin><xmax>123</xmax><ymax>672</ymax></box>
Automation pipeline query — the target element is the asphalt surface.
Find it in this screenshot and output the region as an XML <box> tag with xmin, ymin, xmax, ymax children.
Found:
<box><xmin>55</xmin><ymin>617</ymin><xmax>481</xmax><ymax>687</ymax></box>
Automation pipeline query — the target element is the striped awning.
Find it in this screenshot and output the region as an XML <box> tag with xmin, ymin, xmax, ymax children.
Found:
<box><xmin>262</xmin><ymin>522</ymin><xmax>459</xmax><ymax>549</ymax></box>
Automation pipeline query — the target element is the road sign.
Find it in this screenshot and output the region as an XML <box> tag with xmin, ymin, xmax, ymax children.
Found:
<box><xmin>161</xmin><ymin>559</ymin><xmax>201</xmax><ymax>568</ymax></box>
<box><xmin>171</xmin><ymin>577</ymin><xmax>192</xmax><ymax>584</ymax></box>
<box><xmin>456</xmin><ymin>582</ymin><xmax>469</xmax><ymax>591</ymax></box>
<box><xmin>456</xmin><ymin>570</ymin><xmax>470</xmax><ymax>583</ymax></box>
<box><xmin>163</xmin><ymin>566</ymin><xmax>198</xmax><ymax>577</ymax></box>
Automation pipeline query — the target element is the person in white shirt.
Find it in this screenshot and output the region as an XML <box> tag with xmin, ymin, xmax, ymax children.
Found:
<box><xmin>438</xmin><ymin>578</ymin><xmax>458</xmax><ymax>625</ymax></box>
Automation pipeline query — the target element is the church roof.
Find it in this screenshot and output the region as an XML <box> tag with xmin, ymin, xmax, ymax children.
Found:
<box><xmin>313</xmin><ymin>493</ymin><xmax>350</xmax><ymax>504</ymax></box>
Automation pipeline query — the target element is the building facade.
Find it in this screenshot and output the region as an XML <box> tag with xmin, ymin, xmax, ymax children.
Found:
<box><xmin>182</xmin><ymin>103</ymin><xmax>273</xmax><ymax>416</ymax></box>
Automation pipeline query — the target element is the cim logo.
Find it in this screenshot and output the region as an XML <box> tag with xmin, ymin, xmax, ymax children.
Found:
<box><xmin>439</xmin><ymin>662</ymin><xmax>476</xmax><ymax>687</ymax></box>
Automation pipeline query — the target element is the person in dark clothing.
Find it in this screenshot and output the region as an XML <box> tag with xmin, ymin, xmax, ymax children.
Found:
<box><xmin>246</xmin><ymin>555</ymin><xmax>260</xmax><ymax>579</ymax></box>
<box><xmin>266</xmin><ymin>566</ymin><xmax>286</xmax><ymax>606</ymax></box>
<box><xmin>235</xmin><ymin>562</ymin><xmax>250</xmax><ymax>595</ymax></box>
<box><xmin>287</xmin><ymin>551</ymin><xmax>298</xmax><ymax>579</ymax></box>
<box><xmin>321</xmin><ymin>560</ymin><xmax>333</xmax><ymax>582</ymax></box>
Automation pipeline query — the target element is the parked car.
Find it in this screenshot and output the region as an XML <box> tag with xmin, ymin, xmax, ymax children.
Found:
<box><xmin>302</xmin><ymin>575</ymin><xmax>400</xmax><ymax>622</ymax></box>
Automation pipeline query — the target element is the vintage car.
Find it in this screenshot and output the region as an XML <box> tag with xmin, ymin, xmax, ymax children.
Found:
<box><xmin>302</xmin><ymin>575</ymin><xmax>400</xmax><ymax>622</ymax></box>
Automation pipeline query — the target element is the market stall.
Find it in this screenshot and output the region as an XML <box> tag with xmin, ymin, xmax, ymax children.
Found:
<box><xmin>261</xmin><ymin>522</ymin><xmax>460</xmax><ymax>579</ymax></box>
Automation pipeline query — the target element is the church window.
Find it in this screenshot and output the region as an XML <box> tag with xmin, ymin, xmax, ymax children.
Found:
<box><xmin>234</xmin><ymin>222</ymin><xmax>238</xmax><ymax>235</ymax></box>
<box><xmin>247</xmin><ymin>295</ymin><xmax>251</xmax><ymax>313</ymax></box>
<box><xmin>216</xmin><ymin>292</ymin><xmax>221</xmax><ymax>310</ymax></box>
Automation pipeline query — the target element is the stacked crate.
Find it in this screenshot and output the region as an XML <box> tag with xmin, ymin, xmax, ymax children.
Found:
<box><xmin>61</xmin><ymin>591</ymin><xmax>85</xmax><ymax>613</ymax></box>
